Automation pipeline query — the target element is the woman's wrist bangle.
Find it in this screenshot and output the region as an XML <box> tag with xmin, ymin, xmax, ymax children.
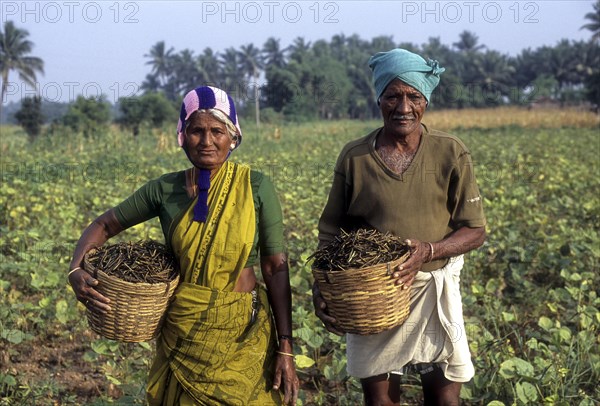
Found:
<box><xmin>276</xmin><ymin>351</ymin><xmax>294</xmax><ymax>358</ymax></box>
<box><xmin>426</xmin><ymin>242</ymin><xmax>434</xmax><ymax>263</ymax></box>
<box><xmin>68</xmin><ymin>267</ymin><xmax>82</xmax><ymax>277</ymax></box>
<box><xmin>278</xmin><ymin>334</ymin><xmax>293</xmax><ymax>342</ymax></box>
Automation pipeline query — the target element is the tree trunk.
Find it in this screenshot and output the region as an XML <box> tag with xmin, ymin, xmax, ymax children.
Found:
<box><xmin>1</xmin><ymin>70</ymin><xmax>9</xmax><ymax>117</ymax></box>
<box><xmin>254</xmin><ymin>70</ymin><xmax>260</xmax><ymax>130</ymax></box>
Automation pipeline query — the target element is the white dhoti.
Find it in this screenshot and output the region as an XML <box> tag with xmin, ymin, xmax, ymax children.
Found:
<box><xmin>346</xmin><ymin>255</ymin><xmax>474</xmax><ymax>382</ymax></box>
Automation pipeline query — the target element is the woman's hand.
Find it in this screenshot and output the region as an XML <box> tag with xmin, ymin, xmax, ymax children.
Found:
<box><xmin>68</xmin><ymin>209</ymin><xmax>123</xmax><ymax>313</ymax></box>
<box><xmin>272</xmin><ymin>344</ymin><xmax>299</xmax><ymax>405</ymax></box>
<box><xmin>392</xmin><ymin>238</ymin><xmax>430</xmax><ymax>288</ymax></box>
<box><xmin>312</xmin><ymin>282</ymin><xmax>345</xmax><ymax>336</ymax></box>
<box><xmin>68</xmin><ymin>268</ymin><xmax>111</xmax><ymax>313</ymax></box>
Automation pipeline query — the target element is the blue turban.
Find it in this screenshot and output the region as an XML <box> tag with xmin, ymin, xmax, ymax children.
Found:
<box><xmin>368</xmin><ymin>48</ymin><xmax>445</xmax><ymax>103</ymax></box>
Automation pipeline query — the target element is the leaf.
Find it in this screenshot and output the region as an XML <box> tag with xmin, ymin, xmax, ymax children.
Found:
<box><xmin>294</xmin><ymin>354</ymin><xmax>315</xmax><ymax>369</ymax></box>
<box><xmin>55</xmin><ymin>299</ymin><xmax>69</xmax><ymax>324</ymax></box>
<box><xmin>498</xmin><ymin>359</ymin><xmax>516</xmax><ymax>379</ymax></box>
<box><xmin>485</xmin><ymin>278</ymin><xmax>500</xmax><ymax>294</ymax></box>
<box><xmin>546</xmin><ymin>302</ymin><xmax>558</xmax><ymax>313</ymax></box>
<box><xmin>3</xmin><ymin>329</ymin><xmax>25</xmax><ymax>344</ymax></box>
<box><xmin>0</xmin><ymin>374</ymin><xmax>17</xmax><ymax>386</ymax></box>
<box><xmin>138</xmin><ymin>342</ymin><xmax>152</xmax><ymax>350</ymax></box>
<box><xmin>579</xmin><ymin>313</ymin><xmax>593</xmax><ymax>329</ymax></box>
<box><xmin>557</xmin><ymin>327</ymin><xmax>572</xmax><ymax>343</ymax></box>
<box><xmin>537</xmin><ymin>316</ymin><xmax>553</xmax><ymax>331</ymax></box>
<box><xmin>502</xmin><ymin>312</ymin><xmax>515</xmax><ymax>322</ymax></box>
<box><xmin>516</xmin><ymin>382</ymin><xmax>538</xmax><ymax>403</ymax></box>
<box><xmin>525</xmin><ymin>337</ymin><xmax>538</xmax><ymax>350</ymax></box>
<box><xmin>295</xmin><ymin>326</ymin><xmax>324</xmax><ymax>349</ymax></box>
<box><xmin>460</xmin><ymin>384</ymin><xmax>472</xmax><ymax>399</ymax></box>
<box><xmin>322</xmin><ymin>365</ymin><xmax>334</xmax><ymax>380</ymax></box>
<box><xmin>38</xmin><ymin>297</ymin><xmax>52</xmax><ymax>308</ymax></box>
<box><xmin>91</xmin><ymin>340</ymin><xmax>110</xmax><ymax>355</ymax></box>
<box><xmin>83</xmin><ymin>350</ymin><xmax>98</xmax><ymax>362</ymax></box>
<box><xmin>471</xmin><ymin>283</ymin><xmax>484</xmax><ymax>296</ymax></box>
<box><xmin>106</xmin><ymin>374</ymin><xmax>122</xmax><ymax>385</ymax></box>
<box><xmin>486</xmin><ymin>401</ymin><xmax>506</xmax><ymax>406</ymax></box>
<box><xmin>499</xmin><ymin>357</ymin><xmax>534</xmax><ymax>379</ymax></box>
<box><xmin>565</xmin><ymin>286</ymin><xmax>580</xmax><ymax>298</ymax></box>
<box><xmin>30</xmin><ymin>272</ymin><xmax>44</xmax><ymax>289</ymax></box>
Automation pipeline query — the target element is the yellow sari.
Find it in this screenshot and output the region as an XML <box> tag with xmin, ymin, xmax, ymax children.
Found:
<box><xmin>146</xmin><ymin>162</ymin><xmax>281</xmax><ymax>405</ymax></box>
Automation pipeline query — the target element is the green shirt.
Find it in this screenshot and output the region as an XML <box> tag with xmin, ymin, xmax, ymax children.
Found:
<box><xmin>318</xmin><ymin>124</ymin><xmax>486</xmax><ymax>272</ymax></box>
<box><xmin>113</xmin><ymin>169</ymin><xmax>284</xmax><ymax>267</ymax></box>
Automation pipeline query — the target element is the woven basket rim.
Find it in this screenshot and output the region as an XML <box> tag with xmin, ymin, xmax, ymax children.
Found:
<box><xmin>312</xmin><ymin>251</ymin><xmax>410</xmax><ymax>276</ymax></box>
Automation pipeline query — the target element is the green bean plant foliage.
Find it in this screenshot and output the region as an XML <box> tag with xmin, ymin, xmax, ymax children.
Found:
<box><xmin>0</xmin><ymin>111</ymin><xmax>598</xmax><ymax>405</ymax></box>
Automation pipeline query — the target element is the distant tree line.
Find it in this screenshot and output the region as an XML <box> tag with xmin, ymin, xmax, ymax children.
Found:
<box><xmin>140</xmin><ymin>30</ymin><xmax>599</xmax><ymax>124</ymax></box>
<box><xmin>2</xmin><ymin>0</ymin><xmax>599</xmax><ymax>138</ymax></box>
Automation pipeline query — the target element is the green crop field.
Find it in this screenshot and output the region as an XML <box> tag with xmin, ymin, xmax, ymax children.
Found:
<box><xmin>1</xmin><ymin>108</ymin><xmax>599</xmax><ymax>405</ymax></box>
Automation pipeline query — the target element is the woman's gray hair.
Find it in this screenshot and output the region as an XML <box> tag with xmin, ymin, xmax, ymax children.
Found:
<box><xmin>185</xmin><ymin>109</ymin><xmax>239</xmax><ymax>140</ymax></box>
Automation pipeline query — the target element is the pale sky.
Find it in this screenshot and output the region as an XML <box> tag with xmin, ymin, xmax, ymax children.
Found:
<box><xmin>0</xmin><ymin>0</ymin><xmax>596</xmax><ymax>104</ymax></box>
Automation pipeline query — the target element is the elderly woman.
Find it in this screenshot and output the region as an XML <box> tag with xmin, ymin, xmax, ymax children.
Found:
<box><xmin>68</xmin><ymin>86</ymin><xmax>299</xmax><ymax>405</ymax></box>
<box><xmin>313</xmin><ymin>49</ymin><xmax>486</xmax><ymax>405</ymax></box>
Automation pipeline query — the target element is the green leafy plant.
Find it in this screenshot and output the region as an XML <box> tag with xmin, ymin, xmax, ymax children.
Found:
<box><xmin>1</xmin><ymin>111</ymin><xmax>598</xmax><ymax>404</ymax></box>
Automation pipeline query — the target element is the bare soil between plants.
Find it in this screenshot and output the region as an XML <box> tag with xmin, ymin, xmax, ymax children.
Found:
<box><xmin>1</xmin><ymin>330</ymin><xmax>121</xmax><ymax>404</ymax></box>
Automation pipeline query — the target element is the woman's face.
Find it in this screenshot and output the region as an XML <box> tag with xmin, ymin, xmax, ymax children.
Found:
<box><xmin>182</xmin><ymin>111</ymin><xmax>235</xmax><ymax>171</ymax></box>
<box><xmin>379</xmin><ymin>78</ymin><xmax>427</xmax><ymax>139</ymax></box>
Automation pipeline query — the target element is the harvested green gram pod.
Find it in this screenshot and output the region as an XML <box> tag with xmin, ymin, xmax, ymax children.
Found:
<box><xmin>86</xmin><ymin>240</ymin><xmax>178</xmax><ymax>283</ymax></box>
<box><xmin>309</xmin><ymin>228</ymin><xmax>409</xmax><ymax>271</ymax></box>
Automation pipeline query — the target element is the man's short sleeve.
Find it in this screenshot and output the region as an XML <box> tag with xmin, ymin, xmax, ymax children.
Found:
<box><xmin>449</xmin><ymin>149</ymin><xmax>487</xmax><ymax>229</ymax></box>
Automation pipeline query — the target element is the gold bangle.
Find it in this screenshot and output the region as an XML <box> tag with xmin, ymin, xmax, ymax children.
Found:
<box><xmin>426</xmin><ymin>242</ymin><xmax>434</xmax><ymax>263</ymax></box>
<box><xmin>276</xmin><ymin>351</ymin><xmax>294</xmax><ymax>358</ymax></box>
<box><xmin>68</xmin><ymin>267</ymin><xmax>82</xmax><ymax>278</ymax></box>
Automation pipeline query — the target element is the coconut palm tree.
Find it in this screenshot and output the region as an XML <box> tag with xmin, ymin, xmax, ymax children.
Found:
<box><xmin>369</xmin><ymin>35</ymin><xmax>397</xmax><ymax>55</ymax></box>
<box><xmin>144</xmin><ymin>41</ymin><xmax>174</xmax><ymax>88</ymax></box>
<box><xmin>581</xmin><ymin>0</ymin><xmax>600</xmax><ymax>43</ymax></box>
<box><xmin>0</xmin><ymin>21</ymin><xmax>44</xmax><ymax>114</ymax></box>
<box><xmin>171</xmin><ymin>49</ymin><xmax>202</xmax><ymax>98</ymax></box>
<box><xmin>219</xmin><ymin>47</ymin><xmax>240</xmax><ymax>90</ymax></box>
<box><xmin>471</xmin><ymin>50</ymin><xmax>516</xmax><ymax>106</ymax></box>
<box><xmin>238</xmin><ymin>43</ymin><xmax>264</xmax><ymax>128</ymax></box>
<box><xmin>262</xmin><ymin>37</ymin><xmax>286</xmax><ymax>69</ymax></box>
<box><xmin>453</xmin><ymin>30</ymin><xmax>485</xmax><ymax>53</ymax></box>
<box><xmin>197</xmin><ymin>47</ymin><xmax>220</xmax><ymax>85</ymax></box>
<box><xmin>287</xmin><ymin>37</ymin><xmax>311</xmax><ymax>63</ymax></box>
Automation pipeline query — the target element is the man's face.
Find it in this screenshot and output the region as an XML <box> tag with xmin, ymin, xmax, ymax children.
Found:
<box><xmin>379</xmin><ymin>79</ymin><xmax>427</xmax><ymax>138</ymax></box>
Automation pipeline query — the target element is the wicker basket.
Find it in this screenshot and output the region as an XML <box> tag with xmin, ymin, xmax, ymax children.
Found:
<box><xmin>83</xmin><ymin>248</ymin><xmax>180</xmax><ymax>342</ymax></box>
<box><xmin>312</xmin><ymin>251</ymin><xmax>411</xmax><ymax>335</ymax></box>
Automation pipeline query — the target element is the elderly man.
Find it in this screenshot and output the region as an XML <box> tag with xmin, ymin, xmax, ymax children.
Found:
<box><xmin>313</xmin><ymin>49</ymin><xmax>487</xmax><ymax>405</ymax></box>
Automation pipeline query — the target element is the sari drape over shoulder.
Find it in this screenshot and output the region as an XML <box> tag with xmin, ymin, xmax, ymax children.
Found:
<box><xmin>146</xmin><ymin>162</ymin><xmax>281</xmax><ymax>405</ymax></box>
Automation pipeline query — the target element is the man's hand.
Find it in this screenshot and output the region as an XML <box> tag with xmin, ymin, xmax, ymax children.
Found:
<box><xmin>312</xmin><ymin>282</ymin><xmax>345</xmax><ymax>336</ymax></box>
<box><xmin>392</xmin><ymin>239</ymin><xmax>429</xmax><ymax>288</ymax></box>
